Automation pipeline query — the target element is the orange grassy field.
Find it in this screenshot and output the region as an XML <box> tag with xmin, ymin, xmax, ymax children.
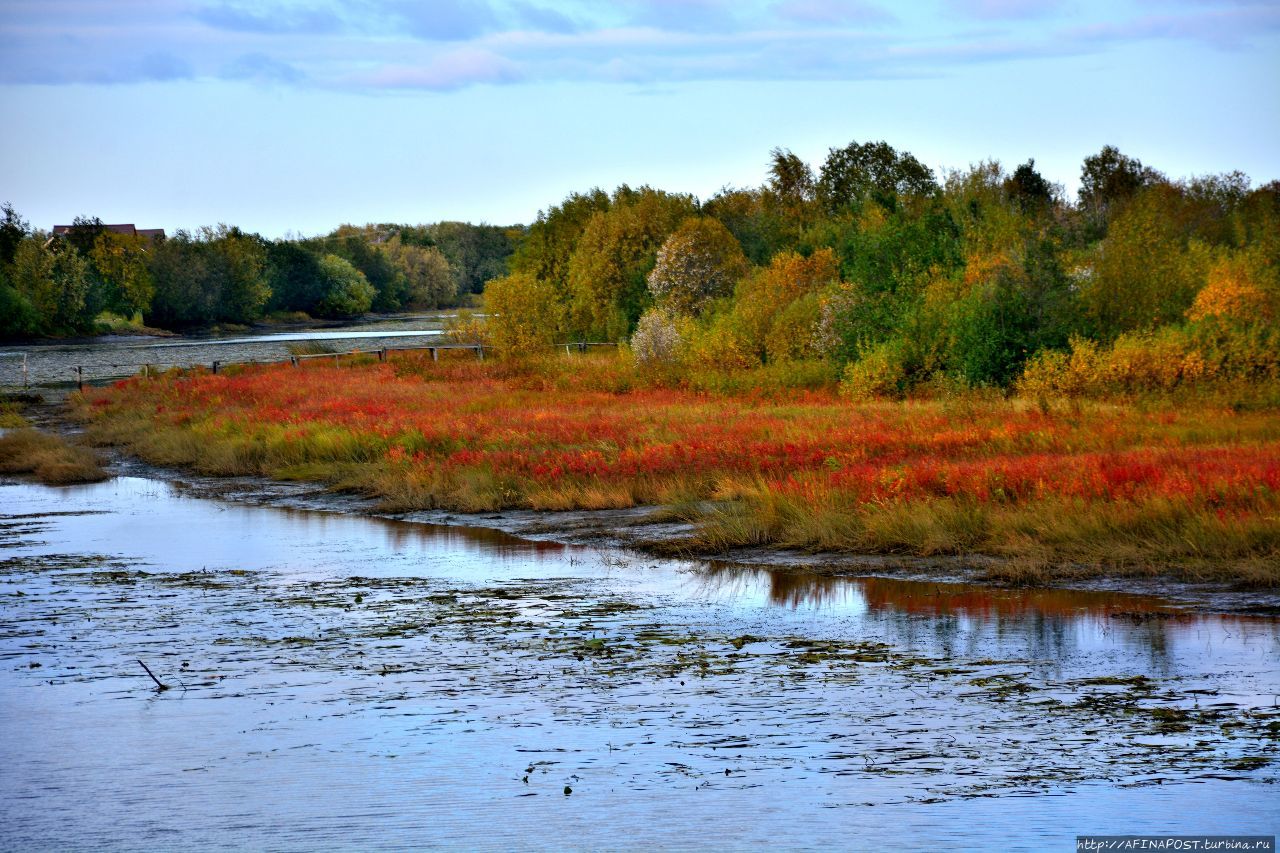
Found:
<box><xmin>80</xmin><ymin>352</ymin><xmax>1280</xmax><ymax>585</ymax></box>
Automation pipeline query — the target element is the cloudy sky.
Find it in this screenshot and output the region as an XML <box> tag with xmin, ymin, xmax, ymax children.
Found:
<box><xmin>2</xmin><ymin>0</ymin><xmax>1277</xmax><ymax>236</ymax></box>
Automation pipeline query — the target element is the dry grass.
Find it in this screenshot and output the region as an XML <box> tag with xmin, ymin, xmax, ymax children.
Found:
<box><xmin>0</xmin><ymin>429</ymin><xmax>109</xmax><ymax>485</ymax></box>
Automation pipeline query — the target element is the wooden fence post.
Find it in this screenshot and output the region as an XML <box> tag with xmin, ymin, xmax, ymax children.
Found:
<box><xmin>76</xmin><ymin>365</ymin><xmax>83</xmax><ymax>391</ymax></box>
<box><xmin>212</xmin><ymin>360</ymin><xmax>219</xmax><ymax>374</ymax></box>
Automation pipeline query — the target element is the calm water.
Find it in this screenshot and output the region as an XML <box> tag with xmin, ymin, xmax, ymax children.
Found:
<box><xmin>0</xmin><ymin>316</ymin><xmax>452</xmax><ymax>389</ymax></box>
<box><xmin>1</xmin><ymin>477</ymin><xmax>1277</xmax><ymax>851</ymax></box>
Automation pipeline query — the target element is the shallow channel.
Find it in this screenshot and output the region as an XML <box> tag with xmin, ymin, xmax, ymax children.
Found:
<box><xmin>2</xmin><ymin>476</ymin><xmax>1277</xmax><ymax>850</ymax></box>
<box><xmin>0</xmin><ymin>315</ymin><xmax>452</xmax><ymax>389</ymax></box>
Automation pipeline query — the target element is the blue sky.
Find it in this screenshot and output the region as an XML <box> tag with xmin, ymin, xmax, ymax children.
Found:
<box><xmin>2</xmin><ymin>0</ymin><xmax>1277</xmax><ymax>237</ymax></box>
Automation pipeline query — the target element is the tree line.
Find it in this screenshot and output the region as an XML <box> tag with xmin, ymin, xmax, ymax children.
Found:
<box><xmin>5</xmin><ymin>140</ymin><xmax>1276</xmax><ymax>396</ymax></box>
<box><xmin>0</xmin><ymin>214</ymin><xmax>519</xmax><ymax>337</ymax></box>
<box><xmin>484</xmin><ymin>142</ymin><xmax>1278</xmax><ymax>395</ymax></box>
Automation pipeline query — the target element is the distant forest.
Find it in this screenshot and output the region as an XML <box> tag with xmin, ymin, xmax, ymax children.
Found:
<box><xmin>0</xmin><ymin>216</ymin><xmax>520</xmax><ymax>335</ymax></box>
<box><xmin>3</xmin><ymin>141</ymin><xmax>1277</xmax><ymax>394</ymax></box>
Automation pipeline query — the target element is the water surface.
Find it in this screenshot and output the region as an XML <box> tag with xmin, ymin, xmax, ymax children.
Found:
<box><xmin>0</xmin><ymin>316</ymin><xmax>452</xmax><ymax>388</ymax></box>
<box><xmin>2</xmin><ymin>477</ymin><xmax>1277</xmax><ymax>851</ymax></box>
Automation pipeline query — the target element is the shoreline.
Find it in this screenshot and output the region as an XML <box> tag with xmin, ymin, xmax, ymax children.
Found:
<box><xmin>17</xmin><ymin>388</ymin><xmax>1279</xmax><ymax>614</ymax></box>
<box><xmin>88</xmin><ymin>446</ymin><xmax>1280</xmax><ymax>616</ymax></box>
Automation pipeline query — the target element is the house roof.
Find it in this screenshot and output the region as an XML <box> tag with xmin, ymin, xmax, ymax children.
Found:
<box><xmin>50</xmin><ymin>223</ymin><xmax>166</xmax><ymax>240</ymax></box>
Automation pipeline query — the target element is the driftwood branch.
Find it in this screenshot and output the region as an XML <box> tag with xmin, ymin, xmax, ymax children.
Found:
<box><xmin>137</xmin><ymin>659</ymin><xmax>169</xmax><ymax>691</ymax></box>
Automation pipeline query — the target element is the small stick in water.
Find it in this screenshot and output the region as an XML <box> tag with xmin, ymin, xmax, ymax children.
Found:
<box><xmin>137</xmin><ymin>659</ymin><xmax>169</xmax><ymax>691</ymax></box>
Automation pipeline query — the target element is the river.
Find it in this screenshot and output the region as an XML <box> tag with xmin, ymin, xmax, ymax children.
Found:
<box><xmin>0</xmin><ymin>316</ymin><xmax>455</xmax><ymax>389</ymax></box>
<box><xmin>1</xmin><ymin>475</ymin><xmax>1277</xmax><ymax>850</ymax></box>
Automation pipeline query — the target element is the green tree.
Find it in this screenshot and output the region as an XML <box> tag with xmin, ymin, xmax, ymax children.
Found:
<box><xmin>1079</xmin><ymin>145</ymin><xmax>1161</xmax><ymax>228</ymax></box>
<box><xmin>427</xmin><ymin>221</ymin><xmax>519</xmax><ymax>296</ymax></box>
<box><xmin>818</xmin><ymin>140</ymin><xmax>937</xmax><ymax>215</ymax></box>
<box><xmin>1084</xmin><ymin>184</ymin><xmax>1207</xmax><ymax>338</ymax></box>
<box><xmin>0</xmin><ymin>265</ymin><xmax>40</xmax><ymax>337</ymax></box>
<box><xmin>0</xmin><ymin>203</ymin><xmax>29</xmax><ymax>267</ymax></box>
<box><xmin>315</xmin><ymin>254</ymin><xmax>375</xmax><ymax>318</ymax></box>
<box><xmin>11</xmin><ymin>238</ymin><xmax>91</xmax><ymax>333</ymax></box>
<box><xmin>147</xmin><ymin>233</ymin><xmax>218</xmax><ymax>329</ymax></box>
<box><xmin>702</xmin><ymin>188</ymin><xmax>784</xmax><ymax>267</ymax></box>
<box><xmin>510</xmin><ymin>189</ymin><xmax>611</xmax><ymax>293</ymax></box>
<box><xmin>768</xmin><ymin>147</ymin><xmax>816</xmax><ymax>209</ymax></box>
<box><xmin>1005</xmin><ymin>159</ymin><xmax>1054</xmax><ymax>213</ymax></box>
<box><xmin>206</xmin><ymin>226</ymin><xmax>270</xmax><ymax>324</ymax></box>
<box><xmin>266</xmin><ymin>240</ymin><xmax>326</xmax><ymax>315</ymax></box>
<box><xmin>326</xmin><ymin>227</ymin><xmax>405</xmax><ymax>311</ymax></box>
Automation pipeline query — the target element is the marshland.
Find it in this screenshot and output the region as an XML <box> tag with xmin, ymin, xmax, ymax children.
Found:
<box><xmin>4</xmin><ymin>4</ymin><xmax>1280</xmax><ymax>843</ymax></box>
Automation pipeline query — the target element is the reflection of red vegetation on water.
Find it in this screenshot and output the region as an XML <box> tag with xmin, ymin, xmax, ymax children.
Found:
<box><xmin>701</xmin><ymin>564</ymin><xmax>1180</xmax><ymax>617</ymax></box>
<box><xmin>848</xmin><ymin>575</ymin><xmax>1178</xmax><ymax>619</ymax></box>
<box><xmin>743</xmin><ymin>569</ymin><xmax>1274</xmax><ymax>633</ymax></box>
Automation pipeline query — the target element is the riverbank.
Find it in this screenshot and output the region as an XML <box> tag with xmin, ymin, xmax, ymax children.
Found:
<box><xmin>63</xmin><ymin>351</ymin><xmax>1280</xmax><ymax>595</ymax></box>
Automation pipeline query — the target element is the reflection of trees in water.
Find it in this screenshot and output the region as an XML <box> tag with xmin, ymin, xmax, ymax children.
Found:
<box><xmin>693</xmin><ymin>563</ymin><xmax>1275</xmax><ymax>666</ymax></box>
<box><xmin>270</xmin><ymin>505</ymin><xmax>569</xmax><ymax>560</ymax></box>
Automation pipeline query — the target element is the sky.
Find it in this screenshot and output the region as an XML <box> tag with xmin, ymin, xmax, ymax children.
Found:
<box><xmin>2</xmin><ymin>0</ymin><xmax>1278</xmax><ymax>238</ymax></box>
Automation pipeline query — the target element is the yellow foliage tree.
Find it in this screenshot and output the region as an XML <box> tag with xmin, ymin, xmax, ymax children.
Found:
<box><xmin>1187</xmin><ymin>251</ymin><xmax>1277</xmax><ymax>324</ymax></box>
<box><xmin>483</xmin><ymin>273</ymin><xmax>564</xmax><ymax>356</ymax></box>
<box><xmin>734</xmin><ymin>248</ymin><xmax>838</xmax><ymax>361</ymax></box>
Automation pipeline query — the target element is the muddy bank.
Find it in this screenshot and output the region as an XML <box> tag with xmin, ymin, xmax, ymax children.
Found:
<box><xmin>89</xmin><ymin>446</ymin><xmax>1279</xmax><ymax>615</ymax></box>
<box><xmin>13</xmin><ymin>390</ymin><xmax>1280</xmax><ymax>614</ymax></box>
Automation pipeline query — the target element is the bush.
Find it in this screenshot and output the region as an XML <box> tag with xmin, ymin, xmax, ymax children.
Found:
<box><xmin>685</xmin><ymin>310</ymin><xmax>757</xmax><ymax>371</ymax></box>
<box><xmin>839</xmin><ymin>340</ymin><xmax>908</xmax><ymax>399</ymax></box>
<box><xmin>1016</xmin><ymin>321</ymin><xmax>1280</xmax><ymax>398</ymax></box>
<box><xmin>630</xmin><ymin>307</ymin><xmax>687</xmax><ymax>374</ymax></box>
<box><xmin>764</xmin><ymin>293</ymin><xmax>823</xmax><ymax>363</ymax></box>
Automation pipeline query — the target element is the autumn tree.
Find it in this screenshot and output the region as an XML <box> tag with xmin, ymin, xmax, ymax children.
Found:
<box><xmin>647</xmin><ymin>217</ymin><xmax>749</xmax><ymax>316</ymax></box>
<box><xmin>1187</xmin><ymin>248</ymin><xmax>1278</xmax><ymax>325</ymax></box>
<box><xmin>509</xmin><ymin>189</ymin><xmax>611</xmax><ymax>292</ymax></box>
<box><xmin>1084</xmin><ymin>184</ymin><xmax>1207</xmax><ymax>338</ymax></box>
<box><xmin>90</xmin><ymin>231</ymin><xmax>154</xmax><ymax>318</ymax></box>
<box><xmin>733</xmin><ymin>248</ymin><xmax>838</xmax><ymax>361</ymax></box>
<box><xmin>386</xmin><ymin>236</ymin><xmax>456</xmax><ymax>309</ymax></box>
<box><xmin>565</xmin><ymin>188</ymin><xmax>696</xmax><ymax>339</ymax></box>
<box><xmin>483</xmin><ymin>272</ymin><xmax>564</xmax><ymax>355</ymax></box>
